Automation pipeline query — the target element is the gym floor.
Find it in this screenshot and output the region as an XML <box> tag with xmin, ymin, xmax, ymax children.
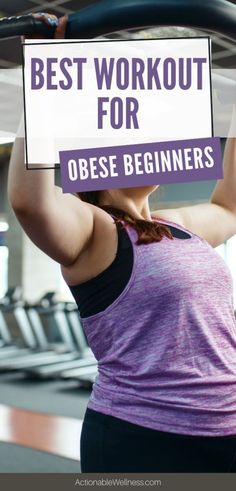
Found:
<box><xmin>0</xmin><ymin>373</ymin><xmax>91</xmax><ymax>472</ymax></box>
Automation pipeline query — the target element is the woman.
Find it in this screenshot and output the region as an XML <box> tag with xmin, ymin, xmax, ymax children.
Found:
<box><xmin>8</xmin><ymin>13</ymin><xmax>236</xmax><ymax>473</ymax></box>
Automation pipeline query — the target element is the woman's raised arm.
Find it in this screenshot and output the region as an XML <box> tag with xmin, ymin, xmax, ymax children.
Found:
<box><xmin>8</xmin><ymin>14</ymin><xmax>95</xmax><ymax>267</ymax></box>
<box><xmin>8</xmin><ymin>116</ymin><xmax>95</xmax><ymax>267</ymax></box>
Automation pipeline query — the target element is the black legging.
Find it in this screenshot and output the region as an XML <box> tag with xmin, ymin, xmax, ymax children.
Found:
<box><xmin>80</xmin><ymin>408</ymin><xmax>236</xmax><ymax>473</ymax></box>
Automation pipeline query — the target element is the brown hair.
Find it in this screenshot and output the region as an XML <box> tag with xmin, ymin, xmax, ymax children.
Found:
<box><xmin>77</xmin><ymin>191</ymin><xmax>173</xmax><ymax>245</ymax></box>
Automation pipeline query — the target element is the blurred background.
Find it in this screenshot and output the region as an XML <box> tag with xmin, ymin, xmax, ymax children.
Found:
<box><xmin>0</xmin><ymin>0</ymin><xmax>235</xmax><ymax>474</ymax></box>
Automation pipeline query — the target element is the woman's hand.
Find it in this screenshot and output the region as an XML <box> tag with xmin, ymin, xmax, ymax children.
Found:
<box><xmin>21</xmin><ymin>12</ymin><xmax>68</xmax><ymax>40</ymax></box>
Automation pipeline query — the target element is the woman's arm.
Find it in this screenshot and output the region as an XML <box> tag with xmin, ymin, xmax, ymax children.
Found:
<box><xmin>156</xmin><ymin>108</ymin><xmax>236</xmax><ymax>247</ymax></box>
<box><xmin>8</xmin><ymin>116</ymin><xmax>95</xmax><ymax>266</ymax></box>
<box><xmin>211</xmin><ymin>107</ymin><xmax>236</xmax><ymax>212</ymax></box>
<box><xmin>8</xmin><ymin>13</ymin><xmax>96</xmax><ymax>267</ymax></box>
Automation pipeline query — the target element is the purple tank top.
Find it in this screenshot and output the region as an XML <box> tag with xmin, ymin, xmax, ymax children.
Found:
<box><xmin>82</xmin><ymin>217</ymin><xmax>236</xmax><ymax>436</ymax></box>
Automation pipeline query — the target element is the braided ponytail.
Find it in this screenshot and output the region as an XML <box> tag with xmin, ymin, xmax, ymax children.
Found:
<box><xmin>77</xmin><ymin>191</ymin><xmax>173</xmax><ymax>245</ymax></box>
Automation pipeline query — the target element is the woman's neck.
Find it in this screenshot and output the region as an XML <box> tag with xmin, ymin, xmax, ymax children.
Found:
<box><xmin>100</xmin><ymin>194</ymin><xmax>152</xmax><ymax>221</ymax></box>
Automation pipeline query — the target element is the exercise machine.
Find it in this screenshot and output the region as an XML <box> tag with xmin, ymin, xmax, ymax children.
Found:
<box><xmin>0</xmin><ymin>292</ymin><xmax>80</xmax><ymax>370</ymax></box>
<box><xmin>0</xmin><ymin>287</ymin><xmax>41</xmax><ymax>359</ymax></box>
<box><xmin>12</xmin><ymin>302</ymin><xmax>97</xmax><ymax>379</ymax></box>
<box><xmin>0</xmin><ymin>1</ymin><xmax>235</xmax><ymax>41</ymax></box>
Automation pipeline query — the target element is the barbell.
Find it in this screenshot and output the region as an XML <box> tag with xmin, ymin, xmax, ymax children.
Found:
<box><xmin>0</xmin><ymin>0</ymin><xmax>235</xmax><ymax>41</ymax></box>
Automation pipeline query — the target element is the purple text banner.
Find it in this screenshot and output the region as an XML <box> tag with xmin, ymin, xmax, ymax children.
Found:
<box><xmin>59</xmin><ymin>137</ymin><xmax>222</xmax><ymax>193</ymax></box>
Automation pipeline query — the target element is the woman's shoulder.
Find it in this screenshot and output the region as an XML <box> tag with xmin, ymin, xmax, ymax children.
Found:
<box><xmin>61</xmin><ymin>205</ymin><xmax>118</xmax><ymax>287</ymax></box>
<box><xmin>151</xmin><ymin>208</ymin><xmax>186</xmax><ymax>228</ymax></box>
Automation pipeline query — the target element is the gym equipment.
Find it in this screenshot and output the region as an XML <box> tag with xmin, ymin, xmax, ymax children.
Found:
<box><xmin>0</xmin><ymin>303</ymin><xmax>12</xmax><ymax>345</ymax></box>
<box><xmin>0</xmin><ymin>287</ymin><xmax>40</xmax><ymax>359</ymax></box>
<box><xmin>0</xmin><ymin>292</ymin><xmax>79</xmax><ymax>370</ymax></box>
<box><xmin>0</xmin><ymin>2</ymin><xmax>234</xmax><ymax>116</ymax></box>
<box><xmin>23</xmin><ymin>302</ymin><xmax>96</xmax><ymax>379</ymax></box>
<box><xmin>66</xmin><ymin>0</ymin><xmax>236</xmax><ymax>42</ymax></box>
<box><xmin>0</xmin><ymin>294</ymin><xmax>96</xmax><ymax>373</ymax></box>
<box><xmin>24</xmin><ymin>354</ymin><xmax>97</xmax><ymax>380</ymax></box>
<box><xmin>0</xmin><ymin>1</ymin><xmax>235</xmax><ymax>41</ymax></box>
<box><xmin>60</xmin><ymin>365</ymin><xmax>98</xmax><ymax>387</ymax></box>
<box><xmin>0</xmin><ymin>14</ymin><xmax>55</xmax><ymax>38</ymax></box>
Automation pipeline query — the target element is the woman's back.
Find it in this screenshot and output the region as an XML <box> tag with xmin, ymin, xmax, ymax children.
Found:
<box><xmin>68</xmin><ymin>213</ymin><xmax>236</xmax><ymax>436</ymax></box>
